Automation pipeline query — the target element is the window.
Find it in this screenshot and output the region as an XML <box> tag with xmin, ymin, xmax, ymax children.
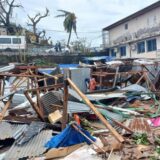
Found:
<box><xmin>111</xmin><ymin>48</ymin><xmax>116</xmax><ymax>57</ymax></box>
<box><xmin>0</xmin><ymin>38</ymin><xmax>11</xmax><ymax>44</ymax></box>
<box><xmin>125</xmin><ymin>23</ymin><xmax>128</xmax><ymax>30</ymax></box>
<box><xmin>137</xmin><ymin>41</ymin><xmax>145</xmax><ymax>54</ymax></box>
<box><xmin>105</xmin><ymin>48</ymin><xmax>110</xmax><ymax>56</ymax></box>
<box><xmin>13</xmin><ymin>38</ymin><xmax>21</xmax><ymax>44</ymax></box>
<box><xmin>147</xmin><ymin>39</ymin><xmax>157</xmax><ymax>52</ymax></box>
<box><xmin>120</xmin><ymin>46</ymin><xmax>126</xmax><ymax>57</ymax></box>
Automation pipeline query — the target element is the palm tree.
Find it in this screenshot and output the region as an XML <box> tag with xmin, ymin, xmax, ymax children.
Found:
<box><xmin>56</xmin><ymin>10</ymin><xmax>78</xmax><ymax>47</ymax></box>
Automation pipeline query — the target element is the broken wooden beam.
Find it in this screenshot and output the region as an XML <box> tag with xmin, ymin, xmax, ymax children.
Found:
<box><xmin>62</xmin><ymin>80</ymin><xmax>69</xmax><ymax>129</ymax></box>
<box><xmin>0</xmin><ymin>94</ymin><xmax>14</xmax><ymax>121</ymax></box>
<box><xmin>67</xmin><ymin>78</ymin><xmax>124</xmax><ymax>143</ymax></box>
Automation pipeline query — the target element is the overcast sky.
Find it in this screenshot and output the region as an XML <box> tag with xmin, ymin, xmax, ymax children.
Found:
<box><xmin>13</xmin><ymin>0</ymin><xmax>158</xmax><ymax>47</ymax></box>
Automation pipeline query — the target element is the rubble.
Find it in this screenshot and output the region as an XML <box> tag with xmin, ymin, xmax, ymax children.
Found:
<box><xmin>1</xmin><ymin>59</ymin><xmax>160</xmax><ymax>159</ymax></box>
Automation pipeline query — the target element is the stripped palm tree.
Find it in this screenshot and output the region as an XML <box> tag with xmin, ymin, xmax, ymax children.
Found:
<box><xmin>56</xmin><ymin>10</ymin><xmax>78</xmax><ymax>47</ymax></box>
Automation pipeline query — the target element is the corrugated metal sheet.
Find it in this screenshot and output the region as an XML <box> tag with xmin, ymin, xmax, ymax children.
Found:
<box><xmin>123</xmin><ymin>118</ymin><xmax>152</xmax><ymax>135</ymax></box>
<box><xmin>4</xmin><ymin>130</ymin><xmax>52</xmax><ymax>160</ymax></box>
<box><xmin>68</xmin><ymin>101</ymin><xmax>91</xmax><ymax>114</ymax></box>
<box><xmin>0</xmin><ymin>122</ymin><xmax>27</xmax><ymax>140</ymax></box>
<box><xmin>16</xmin><ymin>121</ymin><xmax>46</xmax><ymax>145</ymax></box>
<box><xmin>0</xmin><ymin>65</ymin><xmax>15</xmax><ymax>73</ymax></box>
<box><xmin>40</xmin><ymin>91</ymin><xmax>92</xmax><ymax>114</ymax></box>
<box><xmin>40</xmin><ymin>91</ymin><xmax>62</xmax><ymax>116</ymax></box>
<box><xmin>86</xmin><ymin>93</ymin><xmax>126</xmax><ymax>101</ymax></box>
<box><xmin>64</xmin><ymin>68</ymin><xmax>91</xmax><ymax>93</ymax></box>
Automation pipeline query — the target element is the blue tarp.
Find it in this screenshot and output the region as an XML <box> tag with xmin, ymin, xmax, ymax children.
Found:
<box><xmin>58</xmin><ymin>64</ymin><xmax>79</xmax><ymax>69</ymax></box>
<box><xmin>82</xmin><ymin>56</ymin><xmax>113</xmax><ymax>64</ymax></box>
<box><xmin>45</xmin><ymin>124</ymin><xmax>96</xmax><ymax>149</ymax></box>
<box><xmin>38</xmin><ymin>68</ymin><xmax>59</xmax><ymax>75</ymax></box>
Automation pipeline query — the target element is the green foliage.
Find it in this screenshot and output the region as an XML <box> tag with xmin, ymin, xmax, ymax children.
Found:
<box><xmin>133</xmin><ymin>133</ymin><xmax>149</xmax><ymax>145</ymax></box>
<box><xmin>155</xmin><ymin>136</ymin><xmax>160</xmax><ymax>145</ymax></box>
<box><xmin>150</xmin><ymin>157</ymin><xmax>157</xmax><ymax>160</ymax></box>
<box><xmin>33</xmin><ymin>58</ymin><xmax>57</xmax><ymax>67</ymax></box>
<box><xmin>156</xmin><ymin>146</ymin><xmax>160</xmax><ymax>154</ymax></box>
<box><xmin>56</xmin><ymin>10</ymin><xmax>77</xmax><ymax>46</ymax></box>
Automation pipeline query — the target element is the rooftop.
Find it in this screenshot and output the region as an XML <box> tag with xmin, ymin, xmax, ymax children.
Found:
<box><xmin>103</xmin><ymin>1</ymin><xmax>160</xmax><ymax>31</ymax></box>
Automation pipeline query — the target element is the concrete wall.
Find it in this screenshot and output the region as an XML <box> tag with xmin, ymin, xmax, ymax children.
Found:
<box><xmin>0</xmin><ymin>52</ymin><xmax>108</xmax><ymax>65</ymax></box>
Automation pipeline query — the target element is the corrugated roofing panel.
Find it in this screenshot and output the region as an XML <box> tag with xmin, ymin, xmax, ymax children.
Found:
<box><xmin>0</xmin><ymin>65</ymin><xmax>15</xmax><ymax>73</ymax></box>
<box><xmin>68</xmin><ymin>101</ymin><xmax>91</xmax><ymax>114</ymax></box>
<box><xmin>4</xmin><ymin>130</ymin><xmax>52</xmax><ymax>160</ymax></box>
<box><xmin>0</xmin><ymin>122</ymin><xmax>27</xmax><ymax>140</ymax></box>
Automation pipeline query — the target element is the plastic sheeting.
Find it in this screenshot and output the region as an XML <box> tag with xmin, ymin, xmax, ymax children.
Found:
<box><xmin>45</xmin><ymin>124</ymin><xmax>95</xmax><ymax>149</ymax></box>
<box><xmin>148</xmin><ymin>117</ymin><xmax>160</xmax><ymax>127</ymax></box>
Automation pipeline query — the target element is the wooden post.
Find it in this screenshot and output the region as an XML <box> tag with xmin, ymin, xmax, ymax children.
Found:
<box><xmin>0</xmin><ymin>94</ymin><xmax>14</xmax><ymax>121</ymax></box>
<box><xmin>0</xmin><ymin>79</ymin><xmax>2</xmax><ymax>96</ymax></box>
<box><xmin>62</xmin><ymin>80</ymin><xmax>69</xmax><ymax>129</ymax></box>
<box><xmin>144</xmin><ymin>72</ymin><xmax>156</xmax><ymax>91</ymax></box>
<box><xmin>72</xmin><ymin>124</ymin><xmax>105</xmax><ymax>153</ymax></box>
<box><xmin>1</xmin><ymin>78</ymin><xmax>5</xmax><ymax>96</ymax></box>
<box><xmin>113</xmin><ymin>67</ymin><xmax>119</xmax><ymax>87</ymax></box>
<box><xmin>67</xmin><ymin>78</ymin><xmax>124</xmax><ymax>143</ymax></box>
<box><xmin>24</xmin><ymin>91</ymin><xmax>45</xmax><ymax>121</ymax></box>
<box><xmin>136</xmin><ymin>73</ymin><xmax>144</xmax><ymax>84</ymax></box>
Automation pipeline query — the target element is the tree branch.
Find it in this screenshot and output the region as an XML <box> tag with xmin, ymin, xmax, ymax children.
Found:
<box><xmin>0</xmin><ymin>1</ymin><xmax>7</xmax><ymax>14</ymax></box>
<box><xmin>35</xmin><ymin>8</ymin><xmax>49</xmax><ymax>24</ymax></box>
<box><xmin>0</xmin><ymin>14</ymin><xmax>6</xmax><ymax>24</ymax></box>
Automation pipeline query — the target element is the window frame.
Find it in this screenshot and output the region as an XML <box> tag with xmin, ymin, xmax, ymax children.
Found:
<box><xmin>111</xmin><ymin>48</ymin><xmax>116</xmax><ymax>57</ymax></box>
<box><xmin>120</xmin><ymin>46</ymin><xmax>126</xmax><ymax>57</ymax></box>
<box><xmin>125</xmin><ymin>23</ymin><xmax>128</xmax><ymax>30</ymax></box>
<box><xmin>147</xmin><ymin>39</ymin><xmax>157</xmax><ymax>52</ymax></box>
<box><xmin>0</xmin><ymin>38</ymin><xmax>11</xmax><ymax>44</ymax></box>
<box><xmin>12</xmin><ymin>38</ymin><xmax>21</xmax><ymax>44</ymax></box>
<box><xmin>137</xmin><ymin>41</ymin><xmax>145</xmax><ymax>54</ymax></box>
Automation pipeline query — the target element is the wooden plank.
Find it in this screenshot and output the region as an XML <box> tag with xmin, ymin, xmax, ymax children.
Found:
<box><xmin>62</xmin><ymin>80</ymin><xmax>69</xmax><ymax>129</ymax></box>
<box><xmin>24</xmin><ymin>91</ymin><xmax>45</xmax><ymax>121</ymax></box>
<box><xmin>0</xmin><ymin>94</ymin><xmax>14</xmax><ymax>121</ymax></box>
<box><xmin>26</xmin><ymin>83</ymin><xmax>63</xmax><ymax>92</ymax></box>
<box><xmin>136</xmin><ymin>74</ymin><xmax>144</xmax><ymax>84</ymax></box>
<box><xmin>109</xmin><ymin>117</ymin><xmax>133</xmax><ymax>133</ymax></box>
<box><xmin>72</xmin><ymin>124</ymin><xmax>105</xmax><ymax>152</ymax></box>
<box><xmin>45</xmin><ymin>143</ymin><xmax>84</xmax><ymax>159</ymax></box>
<box><xmin>113</xmin><ymin>67</ymin><xmax>119</xmax><ymax>87</ymax></box>
<box><xmin>48</xmin><ymin>110</ymin><xmax>62</xmax><ymax>124</ymax></box>
<box><xmin>67</xmin><ymin>78</ymin><xmax>124</xmax><ymax>143</ymax></box>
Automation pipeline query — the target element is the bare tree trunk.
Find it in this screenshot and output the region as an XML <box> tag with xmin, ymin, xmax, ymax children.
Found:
<box><xmin>67</xmin><ymin>28</ymin><xmax>72</xmax><ymax>48</ymax></box>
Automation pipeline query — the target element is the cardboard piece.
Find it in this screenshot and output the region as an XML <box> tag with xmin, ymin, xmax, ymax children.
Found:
<box><xmin>48</xmin><ymin>110</ymin><xmax>62</xmax><ymax>124</ymax></box>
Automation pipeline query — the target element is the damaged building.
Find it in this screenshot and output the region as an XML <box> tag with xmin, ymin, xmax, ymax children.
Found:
<box><xmin>102</xmin><ymin>1</ymin><xmax>160</xmax><ymax>58</ymax></box>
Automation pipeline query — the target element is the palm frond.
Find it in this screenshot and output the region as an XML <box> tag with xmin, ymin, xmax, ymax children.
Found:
<box><xmin>57</xmin><ymin>10</ymin><xmax>71</xmax><ymax>14</ymax></box>
<box><xmin>72</xmin><ymin>21</ymin><xmax>78</xmax><ymax>38</ymax></box>
<box><xmin>55</xmin><ymin>14</ymin><xmax>66</xmax><ymax>18</ymax></box>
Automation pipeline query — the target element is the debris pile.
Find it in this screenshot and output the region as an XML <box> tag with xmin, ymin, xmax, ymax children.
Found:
<box><xmin>1</xmin><ymin>58</ymin><xmax>160</xmax><ymax>159</ymax></box>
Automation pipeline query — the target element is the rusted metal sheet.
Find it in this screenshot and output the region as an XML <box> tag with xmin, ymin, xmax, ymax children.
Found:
<box><xmin>123</xmin><ymin>118</ymin><xmax>152</xmax><ymax>135</ymax></box>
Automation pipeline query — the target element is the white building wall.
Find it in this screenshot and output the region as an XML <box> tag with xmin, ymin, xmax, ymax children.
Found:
<box><xmin>109</xmin><ymin>7</ymin><xmax>160</xmax><ymax>45</ymax></box>
<box><xmin>103</xmin><ymin>6</ymin><xmax>160</xmax><ymax>58</ymax></box>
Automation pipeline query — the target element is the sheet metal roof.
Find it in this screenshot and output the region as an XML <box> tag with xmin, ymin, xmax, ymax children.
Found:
<box><xmin>68</xmin><ymin>101</ymin><xmax>91</xmax><ymax>114</ymax></box>
<box><xmin>103</xmin><ymin>1</ymin><xmax>160</xmax><ymax>31</ymax></box>
<box><xmin>0</xmin><ymin>122</ymin><xmax>27</xmax><ymax>140</ymax></box>
<box><xmin>4</xmin><ymin>130</ymin><xmax>52</xmax><ymax>160</ymax></box>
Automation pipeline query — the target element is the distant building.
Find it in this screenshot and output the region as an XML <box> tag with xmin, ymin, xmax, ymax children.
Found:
<box><xmin>102</xmin><ymin>1</ymin><xmax>160</xmax><ymax>58</ymax></box>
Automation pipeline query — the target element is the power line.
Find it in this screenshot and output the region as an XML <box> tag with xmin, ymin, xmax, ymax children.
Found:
<box><xmin>37</xmin><ymin>28</ymin><xmax>102</xmax><ymax>34</ymax></box>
